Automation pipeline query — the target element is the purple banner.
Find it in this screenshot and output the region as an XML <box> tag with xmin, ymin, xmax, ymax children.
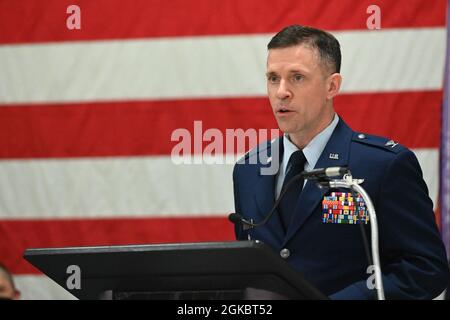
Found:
<box><xmin>440</xmin><ymin>0</ymin><xmax>450</xmax><ymax>260</ymax></box>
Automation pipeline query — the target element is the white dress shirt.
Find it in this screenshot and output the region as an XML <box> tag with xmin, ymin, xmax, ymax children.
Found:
<box><xmin>275</xmin><ymin>114</ymin><xmax>339</xmax><ymax>198</ymax></box>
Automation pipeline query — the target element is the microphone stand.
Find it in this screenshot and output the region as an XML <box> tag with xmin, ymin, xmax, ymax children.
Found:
<box><xmin>314</xmin><ymin>173</ymin><xmax>385</xmax><ymax>300</ymax></box>
<box><xmin>230</xmin><ymin>166</ymin><xmax>385</xmax><ymax>300</ymax></box>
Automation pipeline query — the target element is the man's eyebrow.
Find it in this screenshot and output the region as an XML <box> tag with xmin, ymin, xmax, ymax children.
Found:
<box><xmin>265</xmin><ymin>71</ymin><xmax>279</xmax><ymax>78</ymax></box>
<box><xmin>288</xmin><ymin>68</ymin><xmax>310</xmax><ymax>74</ymax></box>
<box><xmin>265</xmin><ymin>68</ymin><xmax>309</xmax><ymax>76</ymax></box>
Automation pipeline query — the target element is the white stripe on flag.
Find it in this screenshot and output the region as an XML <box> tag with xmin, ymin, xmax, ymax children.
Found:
<box><xmin>0</xmin><ymin>156</ymin><xmax>236</xmax><ymax>218</ymax></box>
<box><xmin>0</xmin><ymin>28</ymin><xmax>445</xmax><ymax>104</ymax></box>
<box><xmin>0</xmin><ymin>149</ymin><xmax>439</xmax><ymax>219</ymax></box>
<box><xmin>14</xmin><ymin>275</ymin><xmax>77</xmax><ymax>300</ymax></box>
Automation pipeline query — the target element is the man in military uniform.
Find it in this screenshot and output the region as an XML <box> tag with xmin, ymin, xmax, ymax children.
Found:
<box><xmin>232</xmin><ymin>25</ymin><xmax>450</xmax><ymax>299</ymax></box>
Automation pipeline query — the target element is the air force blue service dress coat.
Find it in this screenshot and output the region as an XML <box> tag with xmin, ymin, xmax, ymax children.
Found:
<box><xmin>232</xmin><ymin>118</ymin><xmax>450</xmax><ymax>299</ymax></box>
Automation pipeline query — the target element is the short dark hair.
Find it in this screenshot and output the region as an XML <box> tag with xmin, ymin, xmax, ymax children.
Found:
<box><xmin>267</xmin><ymin>25</ymin><xmax>341</xmax><ymax>74</ymax></box>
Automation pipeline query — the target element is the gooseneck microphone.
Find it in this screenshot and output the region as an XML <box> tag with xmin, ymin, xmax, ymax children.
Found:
<box><xmin>228</xmin><ymin>166</ymin><xmax>349</xmax><ymax>230</ymax></box>
<box><xmin>229</xmin><ymin>171</ymin><xmax>303</xmax><ymax>230</ymax></box>
<box><xmin>301</xmin><ymin>167</ymin><xmax>349</xmax><ymax>180</ymax></box>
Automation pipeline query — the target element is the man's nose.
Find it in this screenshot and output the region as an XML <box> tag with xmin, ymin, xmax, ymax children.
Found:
<box><xmin>276</xmin><ymin>79</ymin><xmax>292</xmax><ymax>100</ymax></box>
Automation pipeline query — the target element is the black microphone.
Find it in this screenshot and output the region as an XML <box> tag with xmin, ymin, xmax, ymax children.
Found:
<box><xmin>228</xmin><ymin>212</ymin><xmax>244</xmax><ymax>225</ymax></box>
<box><xmin>228</xmin><ymin>166</ymin><xmax>349</xmax><ymax>230</ymax></box>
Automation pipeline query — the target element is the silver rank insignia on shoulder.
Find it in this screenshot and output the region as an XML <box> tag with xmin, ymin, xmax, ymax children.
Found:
<box><xmin>385</xmin><ymin>140</ymin><xmax>398</xmax><ymax>148</ymax></box>
<box><xmin>329</xmin><ymin>153</ymin><xmax>339</xmax><ymax>160</ymax></box>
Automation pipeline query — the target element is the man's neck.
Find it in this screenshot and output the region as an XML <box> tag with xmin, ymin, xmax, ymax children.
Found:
<box><xmin>288</xmin><ymin>112</ymin><xmax>336</xmax><ymax>149</ymax></box>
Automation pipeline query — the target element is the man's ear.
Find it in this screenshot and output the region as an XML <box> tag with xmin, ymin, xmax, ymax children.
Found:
<box><xmin>326</xmin><ymin>73</ymin><xmax>342</xmax><ymax>100</ymax></box>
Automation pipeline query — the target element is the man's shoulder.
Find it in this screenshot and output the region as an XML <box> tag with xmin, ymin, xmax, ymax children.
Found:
<box><xmin>236</xmin><ymin>138</ymin><xmax>279</xmax><ymax>165</ymax></box>
<box><xmin>350</xmin><ymin>131</ymin><xmax>407</xmax><ymax>155</ymax></box>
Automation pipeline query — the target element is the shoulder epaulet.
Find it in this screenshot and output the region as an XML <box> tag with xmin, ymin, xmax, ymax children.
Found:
<box><xmin>236</xmin><ymin>139</ymin><xmax>274</xmax><ymax>164</ymax></box>
<box><xmin>352</xmin><ymin>132</ymin><xmax>405</xmax><ymax>154</ymax></box>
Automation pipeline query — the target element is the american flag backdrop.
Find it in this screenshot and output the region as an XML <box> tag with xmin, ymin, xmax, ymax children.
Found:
<box><xmin>0</xmin><ymin>0</ymin><xmax>448</xmax><ymax>299</ymax></box>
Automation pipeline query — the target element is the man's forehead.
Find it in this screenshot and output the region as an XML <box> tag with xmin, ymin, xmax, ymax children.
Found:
<box><xmin>266</xmin><ymin>62</ymin><xmax>310</xmax><ymax>73</ymax></box>
<box><xmin>0</xmin><ymin>271</ymin><xmax>13</xmax><ymax>285</ymax></box>
<box><xmin>0</xmin><ymin>276</ymin><xmax>12</xmax><ymax>288</ymax></box>
<box><xmin>266</xmin><ymin>45</ymin><xmax>320</xmax><ymax>72</ymax></box>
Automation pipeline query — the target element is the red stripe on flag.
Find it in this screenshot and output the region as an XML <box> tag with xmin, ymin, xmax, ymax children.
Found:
<box><xmin>0</xmin><ymin>217</ymin><xmax>235</xmax><ymax>274</ymax></box>
<box><xmin>335</xmin><ymin>91</ymin><xmax>442</xmax><ymax>148</ymax></box>
<box><xmin>0</xmin><ymin>91</ymin><xmax>441</xmax><ymax>159</ymax></box>
<box><xmin>0</xmin><ymin>0</ymin><xmax>446</xmax><ymax>44</ymax></box>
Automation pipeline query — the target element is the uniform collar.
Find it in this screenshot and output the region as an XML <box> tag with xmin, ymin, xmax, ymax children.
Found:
<box><xmin>283</xmin><ymin>113</ymin><xmax>339</xmax><ymax>172</ymax></box>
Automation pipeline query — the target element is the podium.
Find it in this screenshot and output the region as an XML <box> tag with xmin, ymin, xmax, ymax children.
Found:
<box><xmin>23</xmin><ymin>240</ymin><xmax>327</xmax><ymax>300</ymax></box>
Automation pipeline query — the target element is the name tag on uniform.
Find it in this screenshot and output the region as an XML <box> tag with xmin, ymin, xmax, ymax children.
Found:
<box><xmin>322</xmin><ymin>192</ymin><xmax>369</xmax><ymax>224</ymax></box>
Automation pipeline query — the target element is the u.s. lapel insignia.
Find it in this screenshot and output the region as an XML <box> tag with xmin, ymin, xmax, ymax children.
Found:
<box><xmin>322</xmin><ymin>192</ymin><xmax>369</xmax><ymax>224</ymax></box>
<box><xmin>385</xmin><ymin>140</ymin><xmax>398</xmax><ymax>148</ymax></box>
<box><xmin>329</xmin><ymin>153</ymin><xmax>339</xmax><ymax>160</ymax></box>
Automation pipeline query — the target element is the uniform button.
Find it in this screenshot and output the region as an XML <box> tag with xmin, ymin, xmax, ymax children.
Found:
<box><xmin>357</xmin><ymin>133</ymin><xmax>366</xmax><ymax>139</ymax></box>
<box><xmin>280</xmin><ymin>248</ymin><xmax>290</xmax><ymax>259</ymax></box>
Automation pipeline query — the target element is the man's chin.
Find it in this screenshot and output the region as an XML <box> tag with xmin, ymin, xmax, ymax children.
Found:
<box><xmin>275</xmin><ymin>118</ymin><xmax>304</xmax><ymax>135</ymax></box>
<box><xmin>276</xmin><ymin>124</ymin><xmax>295</xmax><ymax>135</ymax></box>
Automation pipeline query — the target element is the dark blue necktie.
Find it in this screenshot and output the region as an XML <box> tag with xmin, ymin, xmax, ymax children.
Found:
<box><xmin>279</xmin><ymin>150</ymin><xmax>307</xmax><ymax>230</ymax></box>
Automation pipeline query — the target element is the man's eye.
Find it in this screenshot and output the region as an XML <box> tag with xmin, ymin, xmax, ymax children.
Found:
<box><xmin>268</xmin><ymin>76</ymin><xmax>279</xmax><ymax>83</ymax></box>
<box><xmin>292</xmin><ymin>74</ymin><xmax>303</xmax><ymax>82</ymax></box>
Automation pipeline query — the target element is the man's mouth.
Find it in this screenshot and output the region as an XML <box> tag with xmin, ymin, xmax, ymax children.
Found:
<box><xmin>276</xmin><ymin>107</ymin><xmax>294</xmax><ymax>114</ymax></box>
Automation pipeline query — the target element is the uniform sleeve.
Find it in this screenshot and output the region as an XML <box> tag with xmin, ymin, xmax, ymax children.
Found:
<box><xmin>331</xmin><ymin>149</ymin><xmax>450</xmax><ymax>299</ymax></box>
<box><xmin>233</xmin><ymin>164</ymin><xmax>246</xmax><ymax>241</ymax></box>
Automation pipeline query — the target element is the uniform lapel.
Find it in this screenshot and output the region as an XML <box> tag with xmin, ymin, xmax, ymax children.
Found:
<box><xmin>283</xmin><ymin>119</ymin><xmax>354</xmax><ymax>245</ymax></box>
<box><xmin>253</xmin><ymin>137</ymin><xmax>286</xmax><ymax>238</ymax></box>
